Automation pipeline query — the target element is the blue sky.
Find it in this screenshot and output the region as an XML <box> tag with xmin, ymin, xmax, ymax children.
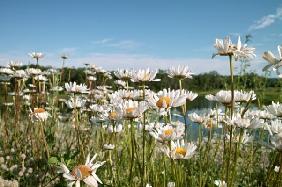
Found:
<box><xmin>0</xmin><ymin>0</ymin><xmax>281</xmax><ymax>74</ymax></box>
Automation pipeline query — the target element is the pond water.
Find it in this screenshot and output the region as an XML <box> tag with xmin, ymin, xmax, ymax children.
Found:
<box><xmin>170</xmin><ymin>96</ymin><xmax>271</xmax><ymax>144</ymax></box>
<box><xmin>169</xmin><ymin>95</ymin><xmax>219</xmax><ymax>141</ymax></box>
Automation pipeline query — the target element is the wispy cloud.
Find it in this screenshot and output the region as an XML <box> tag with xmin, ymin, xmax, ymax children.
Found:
<box><xmin>0</xmin><ymin>48</ymin><xmax>77</xmax><ymax>67</ymax></box>
<box><xmin>92</xmin><ymin>38</ymin><xmax>139</xmax><ymax>49</ymax></box>
<box><xmin>269</xmin><ymin>33</ymin><xmax>282</xmax><ymax>38</ymax></box>
<box><xmin>228</xmin><ymin>33</ymin><xmax>240</xmax><ymax>37</ymax></box>
<box><xmin>0</xmin><ymin>53</ymin><xmax>34</xmax><ymax>67</ymax></box>
<box><xmin>0</xmin><ymin>52</ymin><xmax>263</xmax><ymax>75</ymax></box>
<box><xmin>60</xmin><ymin>47</ymin><xmax>77</xmax><ymax>54</ymax></box>
<box><xmin>72</xmin><ymin>53</ymin><xmax>235</xmax><ymax>75</ymax></box>
<box><xmin>92</xmin><ymin>38</ymin><xmax>113</xmax><ymax>45</ymax></box>
<box><xmin>0</xmin><ymin>54</ymin><xmax>11</xmax><ymax>66</ymax></box>
<box><xmin>249</xmin><ymin>7</ymin><xmax>282</xmax><ymax>31</ymax></box>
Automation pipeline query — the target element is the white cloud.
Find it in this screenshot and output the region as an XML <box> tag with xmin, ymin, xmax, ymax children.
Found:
<box><xmin>249</xmin><ymin>7</ymin><xmax>282</xmax><ymax>31</ymax></box>
<box><xmin>0</xmin><ymin>54</ymin><xmax>11</xmax><ymax>66</ymax></box>
<box><xmin>229</xmin><ymin>33</ymin><xmax>240</xmax><ymax>37</ymax></box>
<box><xmin>92</xmin><ymin>38</ymin><xmax>113</xmax><ymax>45</ymax></box>
<box><xmin>0</xmin><ymin>51</ymin><xmax>263</xmax><ymax>75</ymax></box>
<box><xmin>107</xmin><ymin>40</ymin><xmax>138</xmax><ymax>49</ymax></box>
<box><xmin>71</xmin><ymin>53</ymin><xmax>237</xmax><ymax>75</ymax></box>
<box><xmin>60</xmin><ymin>47</ymin><xmax>77</xmax><ymax>54</ymax></box>
<box><xmin>92</xmin><ymin>38</ymin><xmax>139</xmax><ymax>49</ymax></box>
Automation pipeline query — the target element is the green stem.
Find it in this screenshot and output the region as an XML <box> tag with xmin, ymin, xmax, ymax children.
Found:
<box><xmin>129</xmin><ymin>119</ymin><xmax>135</xmax><ymax>184</ymax></box>
<box><xmin>226</xmin><ymin>55</ymin><xmax>235</xmax><ymax>186</ymax></box>
<box><xmin>226</xmin><ymin>126</ymin><xmax>233</xmax><ymax>186</ymax></box>
<box><xmin>142</xmin><ymin>82</ymin><xmax>147</xmax><ymax>186</ymax></box>
<box><xmin>229</xmin><ymin>55</ymin><xmax>235</xmax><ymax>119</ymax></box>
<box><xmin>74</xmin><ymin>100</ymin><xmax>85</xmax><ymax>161</ymax></box>
<box><xmin>39</xmin><ymin>121</ymin><xmax>49</xmax><ymax>159</ymax></box>
<box><xmin>198</xmin><ymin>124</ymin><xmax>202</xmax><ymax>187</ymax></box>
<box><xmin>230</xmin><ymin>128</ymin><xmax>244</xmax><ymax>186</ymax></box>
<box><xmin>178</xmin><ymin>79</ymin><xmax>182</xmax><ymax>90</ymax></box>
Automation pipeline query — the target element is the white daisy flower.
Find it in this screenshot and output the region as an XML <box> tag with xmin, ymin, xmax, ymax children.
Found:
<box><xmin>213</xmin><ymin>36</ymin><xmax>255</xmax><ymax>62</ymax></box>
<box><xmin>114</xmin><ymin>69</ymin><xmax>133</xmax><ymax>81</ymax></box>
<box><xmin>8</xmin><ymin>60</ymin><xmax>22</xmax><ymax>68</ymax></box>
<box><xmin>89</xmin><ymin>64</ymin><xmax>105</xmax><ymax>73</ymax></box>
<box><xmin>65</xmin><ymin>97</ymin><xmax>86</xmax><ymax>109</ymax></box>
<box><xmin>167</xmin><ymin>182</ymin><xmax>175</xmax><ymax>187</ymax></box>
<box><xmin>205</xmin><ymin>94</ymin><xmax>216</xmax><ymax>101</ymax></box>
<box><xmin>103</xmin><ymin>144</ymin><xmax>115</xmax><ymax>150</ymax></box>
<box><xmin>0</xmin><ymin>68</ymin><xmax>14</xmax><ymax>75</ymax></box>
<box><xmin>162</xmin><ymin>139</ymin><xmax>197</xmax><ymax>160</ymax></box>
<box><xmin>34</xmin><ymin>74</ymin><xmax>48</xmax><ymax>82</ymax></box>
<box><xmin>149</xmin><ymin>121</ymin><xmax>185</xmax><ymax>142</ymax></box>
<box><xmin>50</xmin><ymin>86</ymin><xmax>64</xmax><ymax>92</ymax></box>
<box><xmin>225</xmin><ymin>131</ymin><xmax>253</xmax><ymax>144</ymax></box>
<box><xmin>148</xmin><ymin>89</ymin><xmax>187</xmax><ymax>110</ymax></box>
<box><xmin>60</xmin><ymin>153</ymin><xmax>105</xmax><ymax>187</ymax></box>
<box><xmin>236</xmin><ymin>90</ymin><xmax>256</xmax><ymax>102</ymax></box>
<box><xmin>117</xmin><ymin>100</ymin><xmax>148</xmax><ymax>120</ymax></box>
<box><xmin>114</xmin><ymin>80</ymin><xmax>127</xmax><ymax>87</ymax></box>
<box><xmin>271</xmin><ymin>134</ymin><xmax>282</xmax><ymax>151</ymax></box>
<box><xmin>167</xmin><ymin>65</ymin><xmax>194</xmax><ymax>80</ymax></box>
<box><xmin>255</xmin><ymin>110</ymin><xmax>274</xmax><ymax>120</ymax></box>
<box><xmin>29</xmin><ymin>108</ymin><xmax>49</xmax><ymax>122</ymax></box>
<box><xmin>265</xmin><ymin>101</ymin><xmax>282</xmax><ymax>117</ymax></box>
<box><xmin>25</xmin><ymin>68</ymin><xmax>42</xmax><ymax>76</ymax></box>
<box><xmin>269</xmin><ymin>120</ymin><xmax>282</xmax><ymax>135</ymax></box>
<box><xmin>188</xmin><ymin>113</ymin><xmax>205</xmax><ymax>124</ymax></box>
<box><xmin>262</xmin><ymin>45</ymin><xmax>282</xmax><ymax>74</ymax></box>
<box><xmin>87</xmin><ymin>76</ymin><xmax>97</xmax><ymax>81</ymax></box>
<box><xmin>274</xmin><ymin>166</ymin><xmax>280</xmax><ymax>173</ymax></box>
<box><xmin>65</xmin><ymin>82</ymin><xmax>89</xmax><ymax>94</ymax></box>
<box><xmin>28</xmin><ymin>52</ymin><xmax>44</xmax><ymax>60</ymax></box>
<box><xmin>13</xmin><ymin>70</ymin><xmax>28</xmax><ymax>79</ymax></box>
<box><xmin>29</xmin><ymin>52</ymin><xmax>44</xmax><ymax>66</ymax></box>
<box><xmin>214</xmin><ymin>179</ymin><xmax>227</xmax><ymax>187</ymax></box>
<box><xmin>131</xmin><ymin>68</ymin><xmax>159</xmax><ymax>82</ymax></box>
<box><xmin>180</xmin><ymin>90</ymin><xmax>198</xmax><ymax>101</ymax></box>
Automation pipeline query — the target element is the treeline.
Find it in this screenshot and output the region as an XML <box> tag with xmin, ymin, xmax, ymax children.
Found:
<box><xmin>21</xmin><ymin>65</ymin><xmax>281</xmax><ymax>92</ymax></box>
<box><xmin>151</xmin><ymin>70</ymin><xmax>280</xmax><ymax>92</ymax></box>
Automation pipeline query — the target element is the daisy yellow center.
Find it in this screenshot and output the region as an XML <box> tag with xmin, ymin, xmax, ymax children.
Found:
<box><xmin>175</xmin><ymin>147</ymin><xmax>186</xmax><ymax>156</ymax></box>
<box><xmin>71</xmin><ymin>165</ymin><xmax>92</xmax><ymax>179</ymax></box>
<box><xmin>34</xmin><ymin>108</ymin><xmax>45</xmax><ymax>113</ymax></box>
<box><xmin>122</xmin><ymin>96</ymin><xmax>132</xmax><ymax>100</ymax></box>
<box><xmin>207</xmin><ymin>119</ymin><xmax>213</xmax><ymax>128</ymax></box>
<box><xmin>156</xmin><ymin>96</ymin><xmax>171</xmax><ymax>108</ymax></box>
<box><xmin>109</xmin><ymin>111</ymin><xmax>117</xmax><ymax>120</ymax></box>
<box><xmin>75</xmin><ymin>87</ymin><xmax>80</xmax><ymax>92</ymax></box>
<box><xmin>163</xmin><ymin>129</ymin><xmax>173</xmax><ymax>136</ymax></box>
<box><xmin>126</xmin><ymin>107</ymin><xmax>135</xmax><ymax>114</ymax></box>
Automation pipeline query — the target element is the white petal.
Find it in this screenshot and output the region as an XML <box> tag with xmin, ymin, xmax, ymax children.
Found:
<box><xmin>91</xmin><ymin>161</ymin><xmax>106</xmax><ymax>170</ymax></box>
<box><xmin>67</xmin><ymin>181</ymin><xmax>75</xmax><ymax>187</ymax></box>
<box><xmin>85</xmin><ymin>153</ymin><xmax>90</xmax><ymax>165</ymax></box>
<box><xmin>60</xmin><ymin>164</ymin><xmax>70</xmax><ymax>173</ymax></box>
<box><xmin>237</xmin><ymin>36</ymin><xmax>241</xmax><ymax>50</ymax></box>
<box><xmin>278</xmin><ymin>45</ymin><xmax>282</xmax><ymax>59</ymax></box>
<box><xmin>263</xmin><ymin>51</ymin><xmax>278</xmax><ymax>65</ymax></box>
<box><xmin>75</xmin><ymin>180</ymin><xmax>80</xmax><ymax>187</ymax></box>
<box><xmin>262</xmin><ymin>64</ymin><xmax>273</xmax><ymax>72</ymax></box>
<box><xmin>63</xmin><ymin>173</ymin><xmax>76</xmax><ymax>181</ymax></box>
<box><xmin>83</xmin><ymin>176</ymin><xmax>98</xmax><ymax>187</ymax></box>
<box><xmin>91</xmin><ymin>173</ymin><xmax>103</xmax><ymax>184</ymax></box>
<box><xmin>89</xmin><ymin>154</ymin><xmax>97</xmax><ymax>164</ymax></box>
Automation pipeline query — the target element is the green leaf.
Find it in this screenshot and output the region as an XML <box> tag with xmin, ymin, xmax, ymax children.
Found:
<box><xmin>48</xmin><ymin>157</ymin><xmax>59</xmax><ymax>165</ymax></box>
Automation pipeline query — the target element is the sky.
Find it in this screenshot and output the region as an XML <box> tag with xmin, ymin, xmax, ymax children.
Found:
<box><xmin>0</xmin><ymin>0</ymin><xmax>281</xmax><ymax>74</ymax></box>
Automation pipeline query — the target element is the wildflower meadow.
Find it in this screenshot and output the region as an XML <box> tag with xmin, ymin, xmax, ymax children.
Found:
<box><xmin>0</xmin><ymin>35</ymin><xmax>282</xmax><ymax>187</ymax></box>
